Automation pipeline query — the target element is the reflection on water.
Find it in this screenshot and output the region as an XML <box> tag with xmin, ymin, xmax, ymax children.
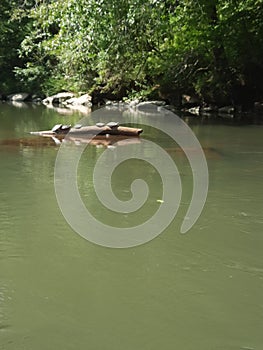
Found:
<box><xmin>0</xmin><ymin>103</ymin><xmax>263</xmax><ymax>349</ymax></box>
<box><xmin>0</xmin><ymin>135</ymin><xmax>142</xmax><ymax>149</ymax></box>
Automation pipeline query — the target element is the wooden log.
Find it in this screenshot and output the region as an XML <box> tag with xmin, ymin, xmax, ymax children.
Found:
<box><xmin>69</xmin><ymin>125</ymin><xmax>143</xmax><ymax>136</ymax></box>
<box><xmin>31</xmin><ymin>125</ymin><xmax>143</xmax><ymax>137</ymax></box>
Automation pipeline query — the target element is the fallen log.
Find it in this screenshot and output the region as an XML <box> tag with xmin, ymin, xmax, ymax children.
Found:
<box><xmin>30</xmin><ymin>123</ymin><xmax>143</xmax><ymax>137</ymax></box>
<box><xmin>69</xmin><ymin>125</ymin><xmax>143</xmax><ymax>137</ymax></box>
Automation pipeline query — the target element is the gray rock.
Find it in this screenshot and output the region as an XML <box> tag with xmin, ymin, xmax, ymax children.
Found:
<box><xmin>31</xmin><ymin>95</ymin><xmax>42</xmax><ymax>103</ymax></box>
<box><xmin>136</xmin><ymin>101</ymin><xmax>165</xmax><ymax>112</ymax></box>
<box><xmin>218</xmin><ymin>106</ymin><xmax>235</xmax><ymax>114</ymax></box>
<box><xmin>181</xmin><ymin>94</ymin><xmax>200</xmax><ymax>107</ymax></box>
<box><xmin>43</xmin><ymin>92</ymin><xmax>75</xmax><ymax>105</ymax></box>
<box><xmin>129</xmin><ymin>99</ymin><xmax>140</xmax><ymax>108</ymax></box>
<box><xmin>129</xmin><ymin>100</ymin><xmax>166</xmax><ymax>111</ymax></box>
<box><xmin>187</xmin><ymin>106</ymin><xmax>200</xmax><ymax>115</ymax></box>
<box><xmin>163</xmin><ymin>104</ymin><xmax>177</xmax><ymax>113</ymax></box>
<box><xmin>64</xmin><ymin>93</ymin><xmax>92</xmax><ymax>106</ymax></box>
<box><xmin>7</xmin><ymin>93</ymin><xmax>30</xmax><ymax>101</ymax></box>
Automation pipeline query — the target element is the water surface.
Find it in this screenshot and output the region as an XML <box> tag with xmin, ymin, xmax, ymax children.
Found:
<box><xmin>0</xmin><ymin>103</ymin><xmax>263</xmax><ymax>350</ymax></box>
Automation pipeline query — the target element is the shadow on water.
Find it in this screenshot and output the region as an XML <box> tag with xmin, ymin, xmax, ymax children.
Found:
<box><xmin>0</xmin><ymin>135</ymin><xmax>142</xmax><ymax>149</ymax></box>
<box><xmin>0</xmin><ymin>135</ymin><xmax>223</xmax><ymax>160</ymax></box>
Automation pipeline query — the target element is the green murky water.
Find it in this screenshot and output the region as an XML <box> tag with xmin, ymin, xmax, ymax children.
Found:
<box><xmin>0</xmin><ymin>102</ymin><xmax>263</xmax><ymax>350</ymax></box>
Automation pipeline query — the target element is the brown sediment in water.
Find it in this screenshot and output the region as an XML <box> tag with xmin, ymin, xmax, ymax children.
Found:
<box><xmin>0</xmin><ymin>137</ymin><xmax>57</xmax><ymax>148</ymax></box>
<box><xmin>0</xmin><ymin>135</ymin><xmax>142</xmax><ymax>149</ymax></box>
<box><xmin>0</xmin><ymin>136</ymin><xmax>221</xmax><ymax>158</ymax></box>
<box><xmin>0</xmin><ymin>138</ymin><xmax>221</xmax><ymax>158</ymax></box>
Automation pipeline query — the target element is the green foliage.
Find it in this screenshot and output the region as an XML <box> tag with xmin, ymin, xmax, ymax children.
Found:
<box><xmin>0</xmin><ymin>0</ymin><xmax>34</xmax><ymax>93</ymax></box>
<box><xmin>1</xmin><ymin>0</ymin><xmax>263</xmax><ymax>106</ymax></box>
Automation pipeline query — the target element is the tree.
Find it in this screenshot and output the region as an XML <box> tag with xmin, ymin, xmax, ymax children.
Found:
<box><xmin>0</xmin><ymin>0</ymin><xmax>33</xmax><ymax>93</ymax></box>
<box><xmin>2</xmin><ymin>0</ymin><xmax>263</xmax><ymax>107</ymax></box>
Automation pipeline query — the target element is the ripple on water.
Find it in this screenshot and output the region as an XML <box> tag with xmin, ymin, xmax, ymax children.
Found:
<box><xmin>0</xmin><ymin>199</ymin><xmax>26</xmax><ymax>262</ymax></box>
<box><xmin>0</xmin><ymin>284</ymin><xmax>11</xmax><ymax>333</ymax></box>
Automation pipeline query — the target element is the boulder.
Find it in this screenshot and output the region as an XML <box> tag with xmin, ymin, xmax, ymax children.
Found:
<box><xmin>42</xmin><ymin>92</ymin><xmax>75</xmax><ymax>105</ymax></box>
<box><xmin>136</xmin><ymin>101</ymin><xmax>165</xmax><ymax>112</ymax></box>
<box><xmin>7</xmin><ymin>93</ymin><xmax>30</xmax><ymax>101</ymax></box>
<box><xmin>64</xmin><ymin>93</ymin><xmax>92</xmax><ymax>106</ymax></box>
<box><xmin>218</xmin><ymin>106</ymin><xmax>235</xmax><ymax>114</ymax></box>
<box><xmin>163</xmin><ymin>104</ymin><xmax>177</xmax><ymax>113</ymax></box>
<box><xmin>128</xmin><ymin>99</ymin><xmax>140</xmax><ymax>108</ymax></box>
<box><xmin>181</xmin><ymin>94</ymin><xmax>200</xmax><ymax>107</ymax></box>
<box><xmin>31</xmin><ymin>94</ymin><xmax>43</xmax><ymax>103</ymax></box>
<box><xmin>187</xmin><ymin>106</ymin><xmax>200</xmax><ymax>115</ymax></box>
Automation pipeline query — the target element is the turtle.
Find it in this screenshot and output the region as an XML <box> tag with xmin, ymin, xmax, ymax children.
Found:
<box><xmin>106</xmin><ymin>121</ymin><xmax>119</xmax><ymax>128</ymax></box>
<box><xmin>51</xmin><ymin>124</ymin><xmax>63</xmax><ymax>132</ymax></box>
<box><xmin>51</xmin><ymin>124</ymin><xmax>71</xmax><ymax>134</ymax></box>
<box><xmin>96</xmin><ymin>122</ymin><xmax>105</xmax><ymax>127</ymax></box>
<box><xmin>61</xmin><ymin>124</ymin><xmax>71</xmax><ymax>130</ymax></box>
<box><xmin>74</xmin><ymin>124</ymin><xmax>82</xmax><ymax>129</ymax></box>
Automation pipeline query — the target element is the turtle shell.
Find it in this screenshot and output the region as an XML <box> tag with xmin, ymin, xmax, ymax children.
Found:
<box><xmin>96</xmin><ymin>122</ymin><xmax>105</xmax><ymax>127</ymax></box>
<box><xmin>74</xmin><ymin>124</ymin><xmax>82</xmax><ymax>129</ymax></box>
<box><xmin>51</xmin><ymin>124</ymin><xmax>63</xmax><ymax>132</ymax></box>
<box><xmin>106</xmin><ymin>121</ymin><xmax>119</xmax><ymax>128</ymax></box>
<box><xmin>61</xmin><ymin>124</ymin><xmax>71</xmax><ymax>130</ymax></box>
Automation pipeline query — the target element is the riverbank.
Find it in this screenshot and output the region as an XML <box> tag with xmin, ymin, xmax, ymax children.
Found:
<box><xmin>1</xmin><ymin>90</ymin><xmax>263</xmax><ymax>122</ymax></box>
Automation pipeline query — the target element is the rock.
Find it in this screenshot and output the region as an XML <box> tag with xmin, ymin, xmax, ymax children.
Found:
<box><xmin>128</xmin><ymin>99</ymin><xmax>140</xmax><ymax>108</ymax></box>
<box><xmin>136</xmin><ymin>101</ymin><xmax>165</xmax><ymax>112</ymax></box>
<box><xmin>31</xmin><ymin>95</ymin><xmax>43</xmax><ymax>103</ymax></box>
<box><xmin>64</xmin><ymin>93</ymin><xmax>92</xmax><ymax>106</ymax></box>
<box><xmin>201</xmin><ymin>105</ymin><xmax>218</xmax><ymax>113</ymax></box>
<box><xmin>163</xmin><ymin>104</ymin><xmax>177</xmax><ymax>113</ymax></box>
<box><xmin>181</xmin><ymin>94</ymin><xmax>200</xmax><ymax>107</ymax></box>
<box><xmin>218</xmin><ymin>106</ymin><xmax>235</xmax><ymax>114</ymax></box>
<box><xmin>136</xmin><ymin>102</ymin><xmax>157</xmax><ymax>112</ymax></box>
<box><xmin>149</xmin><ymin>100</ymin><xmax>166</xmax><ymax>106</ymax></box>
<box><xmin>187</xmin><ymin>106</ymin><xmax>200</xmax><ymax>115</ymax></box>
<box><xmin>42</xmin><ymin>92</ymin><xmax>75</xmax><ymax>105</ymax></box>
<box><xmin>104</xmin><ymin>99</ymin><xmax>120</xmax><ymax>106</ymax></box>
<box><xmin>7</xmin><ymin>93</ymin><xmax>30</xmax><ymax>101</ymax></box>
<box><xmin>42</xmin><ymin>96</ymin><xmax>54</xmax><ymax>105</ymax></box>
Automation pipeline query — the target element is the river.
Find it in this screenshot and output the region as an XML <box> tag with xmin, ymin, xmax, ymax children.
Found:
<box><xmin>0</xmin><ymin>102</ymin><xmax>263</xmax><ymax>350</ymax></box>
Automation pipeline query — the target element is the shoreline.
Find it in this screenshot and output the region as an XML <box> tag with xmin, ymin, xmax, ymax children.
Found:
<box><xmin>1</xmin><ymin>91</ymin><xmax>263</xmax><ymax>121</ymax></box>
